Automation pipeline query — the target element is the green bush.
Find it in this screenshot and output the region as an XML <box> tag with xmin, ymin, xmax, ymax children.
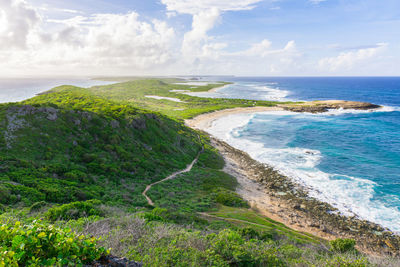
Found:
<box><xmin>0</xmin><ymin>186</ymin><xmax>11</xmax><ymax>204</ymax></box>
<box><xmin>45</xmin><ymin>200</ymin><xmax>103</xmax><ymax>221</ymax></box>
<box><xmin>214</xmin><ymin>188</ymin><xmax>249</xmax><ymax>208</ymax></box>
<box><xmin>323</xmin><ymin>255</ymin><xmax>368</xmax><ymax>267</ymax></box>
<box><xmin>330</xmin><ymin>238</ymin><xmax>356</xmax><ymax>253</ymax></box>
<box><xmin>142</xmin><ymin>207</ymin><xmax>169</xmax><ymax>222</ymax></box>
<box><xmin>237</xmin><ymin>227</ymin><xmax>273</xmax><ymax>241</ymax></box>
<box><xmin>29</xmin><ymin>201</ymin><xmax>47</xmax><ymax>212</ymax></box>
<box><xmin>136</xmin><ymin>246</ymin><xmax>205</xmax><ymax>267</ymax></box>
<box><xmin>0</xmin><ymin>221</ymin><xmax>108</xmax><ymax>266</ymax></box>
<box><xmin>0</xmin><ymin>203</ymin><xmax>5</xmax><ymax>214</ymax></box>
<box><xmin>206</xmin><ymin>229</ymin><xmax>284</xmax><ymax>267</ymax></box>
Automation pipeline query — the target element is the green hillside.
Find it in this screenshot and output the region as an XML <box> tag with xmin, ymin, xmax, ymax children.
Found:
<box><xmin>0</xmin><ymin>87</ymin><xmax>202</xmax><ymax>208</ymax></box>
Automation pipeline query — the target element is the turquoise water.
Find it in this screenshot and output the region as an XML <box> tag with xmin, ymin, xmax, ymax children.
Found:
<box><xmin>205</xmin><ymin>77</ymin><xmax>400</xmax><ymax>232</ymax></box>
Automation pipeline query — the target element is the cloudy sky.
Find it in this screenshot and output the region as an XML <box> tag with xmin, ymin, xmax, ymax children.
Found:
<box><xmin>0</xmin><ymin>0</ymin><xmax>399</xmax><ymax>77</ymax></box>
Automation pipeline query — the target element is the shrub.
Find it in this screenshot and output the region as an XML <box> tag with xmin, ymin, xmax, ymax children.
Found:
<box><xmin>0</xmin><ymin>186</ymin><xmax>11</xmax><ymax>204</ymax></box>
<box><xmin>45</xmin><ymin>199</ymin><xmax>103</xmax><ymax>221</ymax></box>
<box><xmin>137</xmin><ymin>246</ymin><xmax>205</xmax><ymax>267</ymax></box>
<box><xmin>323</xmin><ymin>255</ymin><xmax>368</xmax><ymax>267</ymax></box>
<box><xmin>207</xmin><ymin>229</ymin><xmax>283</xmax><ymax>267</ymax></box>
<box><xmin>0</xmin><ymin>221</ymin><xmax>108</xmax><ymax>266</ymax></box>
<box><xmin>64</xmin><ymin>170</ymin><xmax>86</xmax><ymax>182</ymax></box>
<box><xmin>237</xmin><ymin>227</ymin><xmax>273</xmax><ymax>241</ymax></box>
<box><xmin>0</xmin><ymin>203</ymin><xmax>5</xmax><ymax>213</ymax></box>
<box><xmin>330</xmin><ymin>238</ymin><xmax>356</xmax><ymax>253</ymax></box>
<box><xmin>29</xmin><ymin>201</ymin><xmax>47</xmax><ymax>212</ymax></box>
<box><xmin>214</xmin><ymin>188</ymin><xmax>249</xmax><ymax>208</ymax></box>
<box><xmin>142</xmin><ymin>207</ymin><xmax>169</xmax><ymax>222</ymax></box>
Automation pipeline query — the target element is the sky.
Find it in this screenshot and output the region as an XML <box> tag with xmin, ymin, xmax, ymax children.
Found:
<box><xmin>0</xmin><ymin>0</ymin><xmax>399</xmax><ymax>77</ymax></box>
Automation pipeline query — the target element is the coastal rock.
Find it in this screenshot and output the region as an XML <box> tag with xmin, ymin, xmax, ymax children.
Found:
<box><xmin>88</xmin><ymin>255</ymin><xmax>142</xmax><ymax>267</ymax></box>
<box><xmin>145</xmin><ymin>113</ymin><xmax>160</xmax><ymax>123</ymax></box>
<box><xmin>131</xmin><ymin>118</ymin><xmax>146</xmax><ymax>129</ymax></box>
<box><xmin>46</xmin><ymin>112</ymin><xmax>58</xmax><ymax>121</ymax></box>
<box><xmin>279</xmin><ymin>100</ymin><xmax>381</xmax><ymax>113</ymax></box>
<box><xmin>110</xmin><ymin>120</ymin><xmax>120</xmax><ymax>128</ymax></box>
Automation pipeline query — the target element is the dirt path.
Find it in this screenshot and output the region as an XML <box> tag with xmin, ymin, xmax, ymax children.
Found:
<box><xmin>142</xmin><ymin>149</ymin><xmax>203</xmax><ymax>206</ymax></box>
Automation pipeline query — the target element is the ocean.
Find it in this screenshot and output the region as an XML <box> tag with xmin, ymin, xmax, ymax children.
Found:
<box><xmin>200</xmin><ymin>77</ymin><xmax>400</xmax><ymax>233</ymax></box>
<box><xmin>0</xmin><ymin>78</ymin><xmax>114</xmax><ymax>104</ymax></box>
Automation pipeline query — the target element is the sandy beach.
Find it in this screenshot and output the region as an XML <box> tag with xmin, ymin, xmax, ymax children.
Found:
<box><xmin>185</xmin><ymin>106</ymin><xmax>400</xmax><ymax>256</ymax></box>
<box><xmin>207</xmin><ymin>83</ymin><xmax>232</xmax><ymax>93</ymax></box>
<box><xmin>185</xmin><ymin>101</ymin><xmax>381</xmax><ymax>131</ymax></box>
<box><xmin>185</xmin><ymin>106</ymin><xmax>283</xmax><ymax>130</ymax></box>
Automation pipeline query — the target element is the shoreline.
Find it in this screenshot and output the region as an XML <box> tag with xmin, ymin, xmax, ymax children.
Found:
<box><xmin>186</xmin><ymin>106</ymin><xmax>283</xmax><ymax>130</ymax></box>
<box><xmin>185</xmin><ymin>106</ymin><xmax>400</xmax><ymax>256</ymax></box>
<box><xmin>207</xmin><ymin>83</ymin><xmax>232</xmax><ymax>93</ymax></box>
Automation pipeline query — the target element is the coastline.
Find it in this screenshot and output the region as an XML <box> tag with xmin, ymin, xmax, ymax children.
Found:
<box><xmin>186</xmin><ymin>106</ymin><xmax>283</xmax><ymax>130</ymax></box>
<box><xmin>186</xmin><ymin>106</ymin><xmax>400</xmax><ymax>256</ymax></box>
<box><xmin>207</xmin><ymin>83</ymin><xmax>232</xmax><ymax>93</ymax></box>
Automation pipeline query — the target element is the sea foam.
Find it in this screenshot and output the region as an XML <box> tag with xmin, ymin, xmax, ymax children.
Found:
<box><xmin>206</xmin><ymin>111</ymin><xmax>400</xmax><ymax>233</ymax></box>
<box><xmin>182</xmin><ymin>82</ymin><xmax>291</xmax><ymax>102</ymax></box>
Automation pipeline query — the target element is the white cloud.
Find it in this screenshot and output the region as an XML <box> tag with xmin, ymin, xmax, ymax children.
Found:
<box><xmin>0</xmin><ymin>0</ymin><xmax>308</xmax><ymax>76</ymax></box>
<box><xmin>221</xmin><ymin>40</ymin><xmax>302</xmax><ymax>75</ymax></box>
<box><xmin>161</xmin><ymin>0</ymin><xmax>263</xmax><ymax>14</ymax></box>
<box><xmin>0</xmin><ymin>1</ymin><xmax>177</xmax><ymax>76</ymax></box>
<box><xmin>309</xmin><ymin>0</ymin><xmax>327</xmax><ymax>4</ymax></box>
<box><xmin>165</xmin><ymin>0</ymin><xmax>266</xmax><ymax>69</ymax></box>
<box><xmin>181</xmin><ymin>8</ymin><xmax>220</xmax><ymax>63</ymax></box>
<box><xmin>269</xmin><ymin>6</ymin><xmax>281</xmax><ymax>10</ymax></box>
<box><xmin>318</xmin><ymin>43</ymin><xmax>388</xmax><ymax>72</ymax></box>
<box><xmin>3</xmin><ymin>0</ymin><xmax>291</xmax><ymax>76</ymax></box>
<box><xmin>0</xmin><ymin>0</ymin><xmax>40</xmax><ymax>49</ymax></box>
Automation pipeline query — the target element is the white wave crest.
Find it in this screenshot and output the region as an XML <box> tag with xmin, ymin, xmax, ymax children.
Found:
<box><xmin>253</xmin><ymin>85</ymin><xmax>290</xmax><ymax>101</ymax></box>
<box><xmin>320</xmin><ymin>105</ymin><xmax>400</xmax><ymax>115</ymax></box>
<box><xmin>206</xmin><ymin>113</ymin><xmax>400</xmax><ymax>233</ymax></box>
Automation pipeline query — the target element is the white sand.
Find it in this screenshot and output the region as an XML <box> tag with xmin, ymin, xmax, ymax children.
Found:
<box><xmin>185</xmin><ymin>106</ymin><xmax>283</xmax><ymax>130</ymax></box>
<box><xmin>144</xmin><ymin>95</ymin><xmax>184</xmax><ymax>102</ymax></box>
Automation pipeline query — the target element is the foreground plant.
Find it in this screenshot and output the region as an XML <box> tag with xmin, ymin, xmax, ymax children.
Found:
<box><xmin>0</xmin><ymin>220</ymin><xmax>108</xmax><ymax>266</ymax></box>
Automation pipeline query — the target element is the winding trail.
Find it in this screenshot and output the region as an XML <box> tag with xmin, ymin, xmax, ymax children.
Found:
<box><xmin>142</xmin><ymin>148</ymin><xmax>203</xmax><ymax>206</ymax></box>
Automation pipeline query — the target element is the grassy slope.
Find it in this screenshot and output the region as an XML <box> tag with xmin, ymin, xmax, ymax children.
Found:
<box><xmin>0</xmin><ymin>79</ymin><xmax>384</xmax><ymax>266</ymax></box>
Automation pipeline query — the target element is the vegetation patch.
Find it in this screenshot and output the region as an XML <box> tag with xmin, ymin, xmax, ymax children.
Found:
<box><xmin>0</xmin><ymin>221</ymin><xmax>107</xmax><ymax>266</ymax></box>
<box><xmin>330</xmin><ymin>238</ymin><xmax>357</xmax><ymax>253</ymax></box>
<box><xmin>214</xmin><ymin>188</ymin><xmax>249</xmax><ymax>208</ymax></box>
<box><xmin>45</xmin><ymin>200</ymin><xmax>103</xmax><ymax>221</ymax></box>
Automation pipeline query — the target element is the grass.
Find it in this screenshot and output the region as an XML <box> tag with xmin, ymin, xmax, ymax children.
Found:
<box><xmin>208</xmin><ymin>206</ymin><xmax>321</xmax><ymax>244</ymax></box>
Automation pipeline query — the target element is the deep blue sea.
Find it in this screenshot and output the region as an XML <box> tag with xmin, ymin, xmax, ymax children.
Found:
<box><xmin>201</xmin><ymin>77</ymin><xmax>400</xmax><ymax>232</ymax></box>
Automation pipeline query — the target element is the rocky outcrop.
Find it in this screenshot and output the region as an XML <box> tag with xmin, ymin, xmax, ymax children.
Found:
<box><xmin>279</xmin><ymin>100</ymin><xmax>381</xmax><ymax>113</ymax></box>
<box><xmin>4</xmin><ymin>105</ymin><xmax>60</xmax><ymax>148</ymax></box>
<box><xmin>88</xmin><ymin>255</ymin><xmax>142</xmax><ymax>267</ymax></box>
